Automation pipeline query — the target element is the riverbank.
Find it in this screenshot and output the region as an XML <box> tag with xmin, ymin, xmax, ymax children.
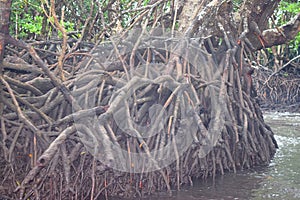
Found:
<box><xmin>254</xmin><ymin>66</ymin><xmax>300</xmax><ymax>113</ymax></box>
<box><xmin>260</xmin><ymin>102</ymin><xmax>300</xmax><ymax>113</ymax></box>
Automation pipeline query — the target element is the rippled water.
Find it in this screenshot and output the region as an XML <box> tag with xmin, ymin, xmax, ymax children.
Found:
<box><xmin>140</xmin><ymin>112</ymin><xmax>300</xmax><ymax>200</ymax></box>
<box><xmin>253</xmin><ymin>112</ymin><xmax>300</xmax><ymax>200</ymax></box>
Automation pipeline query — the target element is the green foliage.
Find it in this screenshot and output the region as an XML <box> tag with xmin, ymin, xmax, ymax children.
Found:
<box><xmin>18</xmin><ymin>14</ymin><xmax>43</xmax><ymax>37</ymax></box>
<box><xmin>10</xmin><ymin>0</ymin><xmax>44</xmax><ymax>38</ymax></box>
<box><xmin>279</xmin><ymin>1</ymin><xmax>300</xmax><ymax>16</ymax></box>
<box><xmin>232</xmin><ymin>0</ymin><xmax>244</xmax><ymax>11</ymax></box>
<box><xmin>9</xmin><ymin>0</ymin><xmax>300</xmax><ymax>47</ymax></box>
<box><xmin>10</xmin><ymin>0</ymin><xmax>77</xmax><ymax>39</ymax></box>
<box><xmin>277</xmin><ymin>0</ymin><xmax>300</xmax><ymax>53</ymax></box>
<box><xmin>64</xmin><ymin>21</ymin><xmax>75</xmax><ymax>33</ymax></box>
<box><xmin>9</xmin><ymin>0</ymin><xmax>170</xmax><ymax>40</ymax></box>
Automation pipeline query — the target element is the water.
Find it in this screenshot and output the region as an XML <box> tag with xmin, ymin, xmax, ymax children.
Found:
<box><xmin>252</xmin><ymin>112</ymin><xmax>300</xmax><ymax>200</ymax></box>
<box><xmin>142</xmin><ymin>112</ymin><xmax>300</xmax><ymax>200</ymax></box>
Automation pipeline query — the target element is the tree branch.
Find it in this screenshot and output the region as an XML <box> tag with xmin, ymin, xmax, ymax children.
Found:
<box><xmin>259</xmin><ymin>12</ymin><xmax>300</xmax><ymax>50</ymax></box>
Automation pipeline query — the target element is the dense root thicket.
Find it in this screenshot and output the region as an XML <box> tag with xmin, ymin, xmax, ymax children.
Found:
<box><xmin>0</xmin><ymin>32</ymin><xmax>278</xmax><ymax>200</ymax></box>
<box><xmin>254</xmin><ymin>63</ymin><xmax>300</xmax><ymax>112</ymax></box>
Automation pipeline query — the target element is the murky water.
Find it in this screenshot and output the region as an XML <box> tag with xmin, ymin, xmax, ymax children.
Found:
<box><xmin>141</xmin><ymin>112</ymin><xmax>300</xmax><ymax>200</ymax></box>
<box><xmin>252</xmin><ymin>112</ymin><xmax>300</xmax><ymax>200</ymax></box>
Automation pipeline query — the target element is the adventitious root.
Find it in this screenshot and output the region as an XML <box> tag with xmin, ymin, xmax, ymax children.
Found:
<box><xmin>0</xmin><ymin>34</ymin><xmax>277</xmax><ymax>199</ymax></box>
<box><xmin>254</xmin><ymin>67</ymin><xmax>300</xmax><ymax>112</ymax></box>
